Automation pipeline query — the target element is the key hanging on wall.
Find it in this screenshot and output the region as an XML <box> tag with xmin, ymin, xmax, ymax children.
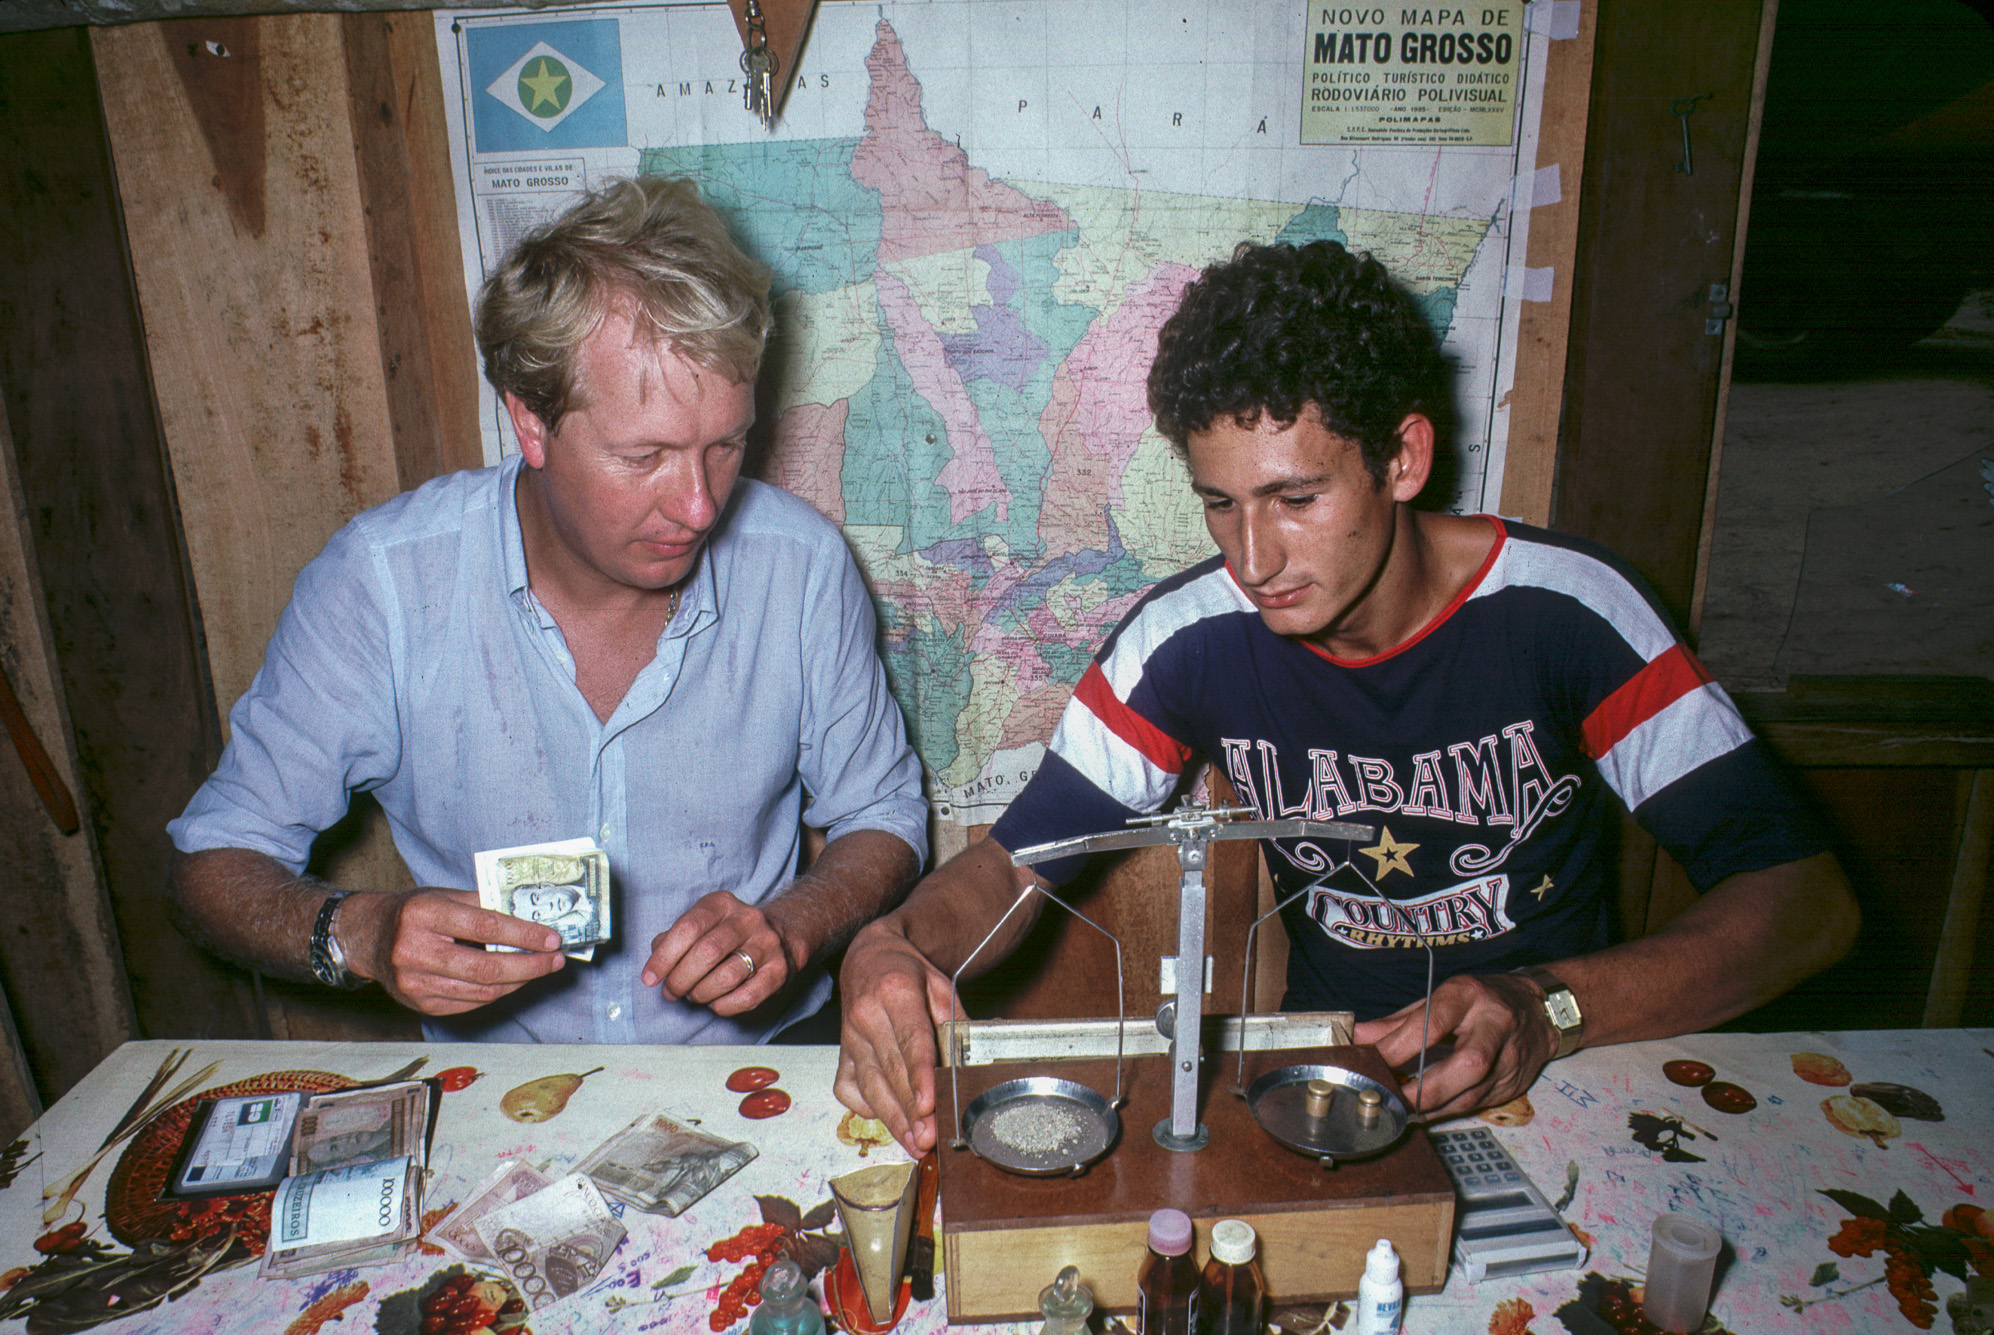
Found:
<box><xmin>729</xmin><ymin>0</ymin><xmax>820</xmax><ymax>129</ymax></box>
<box><xmin>740</xmin><ymin>0</ymin><xmax>776</xmax><ymax>127</ymax></box>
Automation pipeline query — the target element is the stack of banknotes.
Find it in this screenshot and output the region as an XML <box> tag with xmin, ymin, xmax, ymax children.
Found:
<box><xmin>258</xmin><ymin>1081</ymin><xmax>432</xmax><ymax>1279</ymax></box>
<box><xmin>475</xmin><ymin>838</ymin><xmax>613</xmax><ymax>961</ymax></box>
<box><xmin>430</xmin><ymin>1112</ymin><xmax>757</xmax><ymax>1312</ymax></box>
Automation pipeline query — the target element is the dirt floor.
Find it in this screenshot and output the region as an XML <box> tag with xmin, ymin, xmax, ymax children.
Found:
<box><xmin>1698</xmin><ymin>291</ymin><xmax>1994</xmax><ymax>690</ymax></box>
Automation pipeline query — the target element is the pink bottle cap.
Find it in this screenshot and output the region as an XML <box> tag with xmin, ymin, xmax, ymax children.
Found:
<box><xmin>1148</xmin><ymin>1209</ymin><xmax>1193</xmax><ymax>1256</ymax></box>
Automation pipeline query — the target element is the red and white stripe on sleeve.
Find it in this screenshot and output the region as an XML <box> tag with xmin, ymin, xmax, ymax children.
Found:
<box><xmin>1044</xmin><ymin>566</ymin><xmax>1249</xmax><ymax>814</ymax></box>
<box><xmin>1490</xmin><ymin>539</ymin><xmax>1753</xmax><ymax>812</ymax></box>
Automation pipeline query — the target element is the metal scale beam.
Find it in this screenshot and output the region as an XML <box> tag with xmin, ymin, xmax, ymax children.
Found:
<box><xmin>1010</xmin><ymin>803</ymin><xmax>1374</xmax><ymax>1150</ymax></box>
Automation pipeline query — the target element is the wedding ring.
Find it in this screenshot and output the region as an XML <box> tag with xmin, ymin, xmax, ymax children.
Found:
<box><xmin>735</xmin><ymin>949</ymin><xmax>757</xmax><ymax>976</ymax></box>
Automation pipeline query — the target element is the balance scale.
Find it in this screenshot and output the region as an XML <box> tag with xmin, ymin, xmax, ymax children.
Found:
<box><xmin>936</xmin><ymin>805</ymin><xmax>1457</xmax><ymax>1322</ymax></box>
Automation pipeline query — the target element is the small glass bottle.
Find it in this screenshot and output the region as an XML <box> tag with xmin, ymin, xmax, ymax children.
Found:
<box><xmin>1037</xmin><ymin>1265</ymin><xmax>1095</xmax><ymax>1335</ymax></box>
<box><xmin>748</xmin><ymin>1259</ymin><xmax>825</xmax><ymax>1335</ymax></box>
<box><xmin>1137</xmin><ymin>1208</ymin><xmax>1200</xmax><ymax>1335</ymax></box>
<box><xmin>1196</xmin><ymin>1220</ymin><xmax>1265</xmax><ymax>1335</ymax></box>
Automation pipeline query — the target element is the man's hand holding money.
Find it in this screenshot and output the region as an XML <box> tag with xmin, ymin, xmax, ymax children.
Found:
<box><xmin>340</xmin><ymin>888</ymin><xmax>565</xmax><ymax>1015</ymax></box>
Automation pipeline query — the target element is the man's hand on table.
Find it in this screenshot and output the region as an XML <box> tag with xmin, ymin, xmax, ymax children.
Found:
<box><xmin>341</xmin><ymin>888</ymin><xmax>566</xmax><ymax>1015</ymax></box>
<box><xmin>1353</xmin><ymin>970</ymin><xmax>1558</xmax><ymax>1119</ymax></box>
<box><xmin>834</xmin><ymin>920</ymin><xmax>961</xmax><ymax>1156</ymax></box>
<box><xmin>642</xmin><ymin>890</ymin><xmax>796</xmax><ymax>1016</ymax></box>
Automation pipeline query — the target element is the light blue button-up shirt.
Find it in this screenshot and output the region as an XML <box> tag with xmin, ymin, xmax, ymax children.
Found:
<box><xmin>171</xmin><ymin>455</ymin><xmax>928</xmax><ymax>1045</ymax></box>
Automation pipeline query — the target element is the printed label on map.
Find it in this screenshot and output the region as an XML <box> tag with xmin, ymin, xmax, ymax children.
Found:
<box><xmin>472</xmin><ymin>157</ymin><xmax>588</xmax><ymax>198</ymax></box>
<box><xmin>1301</xmin><ymin>4</ymin><xmax>1528</xmax><ymax>145</ymax></box>
<box><xmin>934</xmin><ymin>743</ymin><xmax>1045</xmax><ymax>826</ymax></box>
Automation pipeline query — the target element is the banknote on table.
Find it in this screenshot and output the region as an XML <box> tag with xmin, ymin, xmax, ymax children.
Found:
<box><xmin>472</xmin><ymin>1171</ymin><xmax>626</xmax><ymax>1312</ymax></box>
<box><xmin>259</xmin><ymin>1154</ymin><xmax>421</xmax><ymax>1279</ymax></box>
<box><xmin>575</xmin><ymin>1111</ymin><xmax>758</xmax><ymax>1216</ymax></box>
<box><xmin>432</xmin><ymin>1158</ymin><xmax>555</xmax><ymax>1261</ymax></box>
<box><xmin>287</xmin><ymin>1080</ymin><xmax>430</xmax><ymax>1178</ymax></box>
<box><xmin>261</xmin><ymin>1233</ymin><xmax>422</xmax><ymax>1281</ymax></box>
<box><xmin>475</xmin><ymin>837</ymin><xmax>611</xmax><ymax>961</ymax></box>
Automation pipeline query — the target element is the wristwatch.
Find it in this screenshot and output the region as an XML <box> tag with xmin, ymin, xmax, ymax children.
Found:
<box><xmin>1512</xmin><ymin>965</ymin><xmax>1583</xmax><ymax>1060</ymax></box>
<box><xmin>309</xmin><ymin>892</ymin><xmax>364</xmax><ymax>989</ymax></box>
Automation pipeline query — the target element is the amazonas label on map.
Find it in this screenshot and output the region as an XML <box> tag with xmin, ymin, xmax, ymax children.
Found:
<box><xmin>1302</xmin><ymin>4</ymin><xmax>1528</xmax><ymax>145</ymax></box>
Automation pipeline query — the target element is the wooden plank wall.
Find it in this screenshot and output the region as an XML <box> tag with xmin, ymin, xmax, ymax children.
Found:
<box><xmin>79</xmin><ymin>11</ymin><xmax>480</xmax><ymax>1046</ymax></box>
<box><xmin>0</xmin><ymin>24</ymin><xmax>267</xmax><ymax>1054</ymax></box>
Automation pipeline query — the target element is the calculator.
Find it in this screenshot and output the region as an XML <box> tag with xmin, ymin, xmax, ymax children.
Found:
<box><xmin>1429</xmin><ymin>1126</ymin><xmax>1589</xmax><ymax>1281</ymax></box>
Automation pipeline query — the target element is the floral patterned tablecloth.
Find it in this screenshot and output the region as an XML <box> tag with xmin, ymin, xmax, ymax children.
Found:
<box><xmin>1</xmin><ymin>1030</ymin><xmax>1988</xmax><ymax>1335</ymax></box>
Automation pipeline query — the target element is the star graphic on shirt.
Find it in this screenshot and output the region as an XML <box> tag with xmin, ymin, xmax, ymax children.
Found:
<box><xmin>1529</xmin><ymin>875</ymin><xmax>1554</xmax><ymax>901</ymax></box>
<box><xmin>1360</xmin><ymin>826</ymin><xmax>1419</xmax><ymax>880</ymax></box>
<box><xmin>518</xmin><ymin>57</ymin><xmax>572</xmax><ymax>115</ymax></box>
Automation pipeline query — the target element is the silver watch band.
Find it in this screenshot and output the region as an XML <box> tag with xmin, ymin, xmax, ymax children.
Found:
<box><xmin>309</xmin><ymin>892</ymin><xmax>363</xmax><ymax>989</ymax></box>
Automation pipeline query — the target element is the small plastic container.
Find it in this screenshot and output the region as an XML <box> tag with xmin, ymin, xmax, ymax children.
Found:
<box><xmin>1644</xmin><ymin>1214</ymin><xmax>1722</xmax><ymax>1332</ymax></box>
<box><xmin>1353</xmin><ymin>1239</ymin><xmax>1403</xmax><ymax>1335</ymax></box>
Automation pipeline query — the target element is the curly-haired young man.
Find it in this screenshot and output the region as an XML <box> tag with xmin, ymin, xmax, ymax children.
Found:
<box><xmin>837</xmin><ymin>240</ymin><xmax>1857</xmax><ymax>1155</ymax></box>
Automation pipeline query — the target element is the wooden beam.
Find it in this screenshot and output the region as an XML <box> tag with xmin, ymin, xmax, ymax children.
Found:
<box><xmin>1924</xmin><ymin>769</ymin><xmax>1991</xmax><ymax>1028</ymax></box>
<box><xmin>1499</xmin><ymin>0</ymin><xmax>1598</xmax><ymax>525</ymax></box>
<box><xmin>0</xmin><ymin>986</ymin><xmax>39</xmax><ymax>1144</ymax></box>
<box><xmin>0</xmin><ymin>393</ymin><xmax>137</xmax><ymax>1102</ymax></box>
<box><xmin>1689</xmin><ymin>0</ymin><xmax>1779</xmax><ymax>639</ymax></box>
<box><xmin>1554</xmin><ymin>0</ymin><xmax>1770</xmax><ymax>626</ymax></box>
<box><xmin>1734</xmin><ymin>676</ymin><xmax>1994</xmax><ymax>769</ymax></box>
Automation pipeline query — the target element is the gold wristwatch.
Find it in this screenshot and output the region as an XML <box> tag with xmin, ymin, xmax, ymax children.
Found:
<box><xmin>1512</xmin><ymin>965</ymin><xmax>1583</xmax><ymax>1060</ymax></box>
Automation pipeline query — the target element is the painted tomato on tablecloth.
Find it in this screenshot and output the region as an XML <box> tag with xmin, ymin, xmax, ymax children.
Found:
<box><xmin>739</xmin><ymin>1089</ymin><xmax>792</xmax><ymax>1119</ymax></box>
<box><xmin>1701</xmin><ymin>1081</ymin><xmax>1758</xmax><ymax>1114</ymax></box>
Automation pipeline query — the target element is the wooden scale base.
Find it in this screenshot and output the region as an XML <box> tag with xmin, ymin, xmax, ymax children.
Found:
<box><xmin>939</xmin><ymin>1044</ymin><xmax>1455</xmax><ymax>1322</ymax></box>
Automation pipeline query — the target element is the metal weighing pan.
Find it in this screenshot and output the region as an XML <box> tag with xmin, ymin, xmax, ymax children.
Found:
<box><xmin>960</xmin><ymin>1076</ymin><xmax>1120</xmax><ymax>1177</ymax></box>
<box><xmin>1245</xmin><ymin>1063</ymin><xmax>1408</xmax><ymax>1165</ymax></box>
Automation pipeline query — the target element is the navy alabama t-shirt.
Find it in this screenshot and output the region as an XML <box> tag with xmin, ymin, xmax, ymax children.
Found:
<box><xmin>989</xmin><ymin>520</ymin><xmax>1827</xmax><ymax>1020</ymax></box>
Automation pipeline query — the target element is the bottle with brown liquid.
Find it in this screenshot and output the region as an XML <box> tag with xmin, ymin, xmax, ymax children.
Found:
<box><xmin>1137</xmin><ymin>1208</ymin><xmax>1200</xmax><ymax>1335</ymax></box>
<box><xmin>1195</xmin><ymin>1220</ymin><xmax>1265</xmax><ymax>1335</ymax></box>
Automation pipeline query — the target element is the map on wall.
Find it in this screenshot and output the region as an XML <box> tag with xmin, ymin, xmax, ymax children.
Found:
<box><xmin>437</xmin><ymin>1</ymin><xmax>1569</xmax><ymax>827</ymax></box>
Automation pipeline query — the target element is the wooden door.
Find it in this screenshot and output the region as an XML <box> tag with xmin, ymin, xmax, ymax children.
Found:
<box><xmin>1554</xmin><ymin>0</ymin><xmax>1773</xmax><ymax>630</ymax></box>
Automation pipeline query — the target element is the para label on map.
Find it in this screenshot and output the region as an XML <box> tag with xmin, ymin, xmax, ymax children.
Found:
<box><xmin>1301</xmin><ymin>5</ymin><xmax>1529</xmax><ymax>146</ymax></box>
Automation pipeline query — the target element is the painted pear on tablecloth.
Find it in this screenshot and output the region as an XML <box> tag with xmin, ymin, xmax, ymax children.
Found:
<box><xmin>500</xmin><ymin>1066</ymin><xmax>604</xmax><ymax>1122</ymax></box>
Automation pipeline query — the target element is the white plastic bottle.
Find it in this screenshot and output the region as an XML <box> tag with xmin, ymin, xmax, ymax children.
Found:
<box><xmin>1353</xmin><ymin>1239</ymin><xmax>1403</xmax><ymax>1335</ymax></box>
